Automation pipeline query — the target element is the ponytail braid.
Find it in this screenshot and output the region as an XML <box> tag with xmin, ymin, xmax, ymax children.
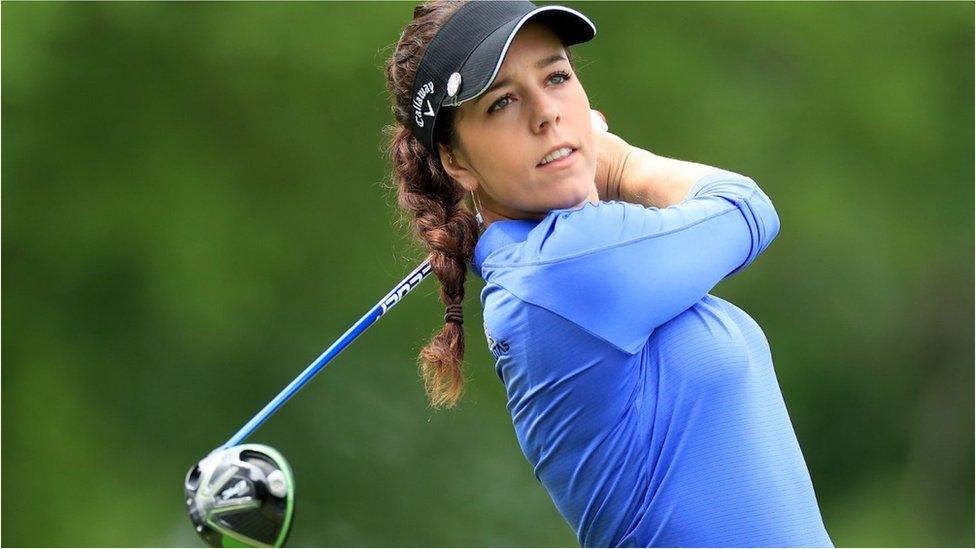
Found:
<box><xmin>383</xmin><ymin>0</ymin><xmax>479</xmax><ymax>409</ymax></box>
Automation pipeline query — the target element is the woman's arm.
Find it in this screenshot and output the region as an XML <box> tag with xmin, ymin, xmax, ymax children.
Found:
<box><xmin>593</xmin><ymin>127</ymin><xmax>780</xmax><ymax>281</ymax></box>
<box><xmin>592</xmin><ymin>120</ymin><xmax>724</xmax><ymax>207</ymax></box>
<box><xmin>485</xmin><ymin>172</ymin><xmax>780</xmax><ymax>354</ymax></box>
<box><xmin>618</xmin><ymin>148</ymin><xmax>719</xmax><ymax>207</ymax></box>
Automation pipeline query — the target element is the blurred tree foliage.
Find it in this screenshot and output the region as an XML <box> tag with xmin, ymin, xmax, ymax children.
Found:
<box><xmin>2</xmin><ymin>1</ymin><xmax>972</xmax><ymax>546</ymax></box>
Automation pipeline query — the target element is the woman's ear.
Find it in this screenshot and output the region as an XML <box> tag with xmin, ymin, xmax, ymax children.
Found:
<box><xmin>437</xmin><ymin>143</ymin><xmax>479</xmax><ymax>193</ymax></box>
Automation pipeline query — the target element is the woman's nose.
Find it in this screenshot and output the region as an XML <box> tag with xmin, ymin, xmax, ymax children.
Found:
<box><xmin>530</xmin><ymin>93</ymin><xmax>561</xmax><ymax>133</ymax></box>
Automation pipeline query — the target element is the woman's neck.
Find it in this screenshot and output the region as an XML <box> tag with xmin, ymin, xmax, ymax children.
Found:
<box><xmin>476</xmin><ymin>188</ymin><xmax>599</xmax><ymax>230</ymax></box>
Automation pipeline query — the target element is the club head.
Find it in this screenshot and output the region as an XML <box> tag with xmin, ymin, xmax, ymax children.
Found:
<box><xmin>185</xmin><ymin>444</ymin><xmax>295</xmax><ymax>548</ymax></box>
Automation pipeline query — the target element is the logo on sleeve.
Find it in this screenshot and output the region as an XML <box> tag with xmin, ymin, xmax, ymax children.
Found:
<box><xmin>484</xmin><ymin>324</ymin><xmax>510</xmax><ymax>360</ymax></box>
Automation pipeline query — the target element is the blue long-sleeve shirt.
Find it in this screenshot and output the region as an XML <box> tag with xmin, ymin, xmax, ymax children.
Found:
<box><xmin>471</xmin><ymin>170</ymin><xmax>832</xmax><ymax>547</ymax></box>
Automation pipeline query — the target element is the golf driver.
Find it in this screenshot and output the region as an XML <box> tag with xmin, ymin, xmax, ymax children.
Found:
<box><xmin>185</xmin><ymin>260</ymin><xmax>433</xmax><ymax>547</ymax></box>
<box><xmin>185</xmin><ymin>444</ymin><xmax>294</xmax><ymax>548</ymax></box>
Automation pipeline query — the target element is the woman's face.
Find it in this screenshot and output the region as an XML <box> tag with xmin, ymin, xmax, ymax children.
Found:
<box><xmin>438</xmin><ymin>22</ymin><xmax>598</xmax><ymax>221</ymax></box>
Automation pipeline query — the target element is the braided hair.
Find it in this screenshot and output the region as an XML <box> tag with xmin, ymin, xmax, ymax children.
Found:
<box><xmin>383</xmin><ymin>0</ymin><xmax>479</xmax><ymax>409</ymax></box>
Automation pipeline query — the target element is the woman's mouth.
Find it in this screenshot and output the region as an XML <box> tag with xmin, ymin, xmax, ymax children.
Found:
<box><xmin>536</xmin><ymin>147</ymin><xmax>577</xmax><ymax>170</ymax></box>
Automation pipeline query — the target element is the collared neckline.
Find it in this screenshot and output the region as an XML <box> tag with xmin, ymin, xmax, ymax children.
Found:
<box><xmin>471</xmin><ymin>217</ymin><xmax>541</xmax><ymax>278</ymax></box>
<box><xmin>470</xmin><ymin>200</ymin><xmax>607</xmax><ymax>278</ymax></box>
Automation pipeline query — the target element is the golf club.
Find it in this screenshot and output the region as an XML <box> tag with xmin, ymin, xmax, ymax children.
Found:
<box><xmin>185</xmin><ymin>259</ymin><xmax>433</xmax><ymax>547</ymax></box>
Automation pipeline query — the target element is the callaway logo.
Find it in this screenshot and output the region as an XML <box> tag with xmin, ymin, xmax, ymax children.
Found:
<box><xmin>220</xmin><ymin>479</ymin><xmax>249</xmax><ymax>500</ymax></box>
<box><xmin>412</xmin><ymin>81</ymin><xmax>436</xmax><ymax>128</ymax></box>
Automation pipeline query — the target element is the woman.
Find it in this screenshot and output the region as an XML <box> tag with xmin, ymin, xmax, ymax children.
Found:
<box><xmin>384</xmin><ymin>1</ymin><xmax>833</xmax><ymax>547</ymax></box>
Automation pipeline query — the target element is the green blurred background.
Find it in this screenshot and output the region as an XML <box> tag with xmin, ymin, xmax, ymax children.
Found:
<box><xmin>3</xmin><ymin>1</ymin><xmax>972</xmax><ymax>546</ymax></box>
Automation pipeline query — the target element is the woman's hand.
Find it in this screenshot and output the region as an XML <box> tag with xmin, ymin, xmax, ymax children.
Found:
<box><xmin>591</xmin><ymin>110</ymin><xmax>636</xmax><ymax>201</ymax></box>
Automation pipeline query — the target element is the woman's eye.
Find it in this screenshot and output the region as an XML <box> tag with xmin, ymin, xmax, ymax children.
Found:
<box><xmin>488</xmin><ymin>71</ymin><xmax>573</xmax><ymax>114</ymax></box>
<box><xmin>549</xmin><ymin>71</ymin><xmax>571</xmax><ymax>85</ymax></box>
<box><xmin>489</xmin><ymin>94</ymin><xmax>513</xmax><ymax>114</ymax></box>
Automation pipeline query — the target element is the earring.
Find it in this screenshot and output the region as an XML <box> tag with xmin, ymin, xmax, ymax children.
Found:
<box><xmin>471</xmin><ymin>190</ymin><xmax>485</xmax><ymax>227</ymax></box>
<box><xmin>449</xmin><ymin>154</ymin><xmax>483</xmax><ymax>227</ymax></box>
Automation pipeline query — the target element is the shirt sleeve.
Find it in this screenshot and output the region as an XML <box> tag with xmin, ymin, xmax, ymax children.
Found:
<box><xmin>481</xmin><ymin>169</ymin><xmax>780</xmax><ymax>354</ymax></box>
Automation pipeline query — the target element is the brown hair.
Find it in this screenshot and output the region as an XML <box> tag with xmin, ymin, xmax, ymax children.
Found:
<box><xmin>382</xmin><ymin>0</ymin><xmax>579</xmax><ymax>409</ymax></box>
<box><xmin>383</xmin><ymin>0</ymin><xmax>478</xmax><ymax>409</ymax></box>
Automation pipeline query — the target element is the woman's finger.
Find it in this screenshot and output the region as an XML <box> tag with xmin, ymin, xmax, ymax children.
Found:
<box><xmin>590</xmin><ymin>109</ymin><xmax>609</xmax><ymax>132</ymax></box>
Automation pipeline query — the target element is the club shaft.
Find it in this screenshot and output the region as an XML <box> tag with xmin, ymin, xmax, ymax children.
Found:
<box><xmin>223</xmin><ymin>259</ymin><xmax>434</xmax><ymax>448</ymax></box>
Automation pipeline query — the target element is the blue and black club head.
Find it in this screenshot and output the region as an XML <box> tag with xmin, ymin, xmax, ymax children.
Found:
<box><xmin>185</xmin><ymin>444</ymin><xmax>295</xmax><ymax>548</ymax></box>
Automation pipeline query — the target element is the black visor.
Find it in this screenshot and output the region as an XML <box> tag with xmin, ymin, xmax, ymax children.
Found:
<box><xmin>408</xmin><ymin>1</ymin><xmax>596</xmax><ymax>156</ymax></box>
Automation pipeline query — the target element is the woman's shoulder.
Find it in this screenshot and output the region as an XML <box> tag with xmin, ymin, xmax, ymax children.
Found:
<box><xmin>526</xmin><ymin>200</ymin><xmax>657</xmax><ymax>263</ymax></box>
<box><xmin>476</xmin><ymin>200</ymin><xmax>660</xmax><ymax>274</ymax></box>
